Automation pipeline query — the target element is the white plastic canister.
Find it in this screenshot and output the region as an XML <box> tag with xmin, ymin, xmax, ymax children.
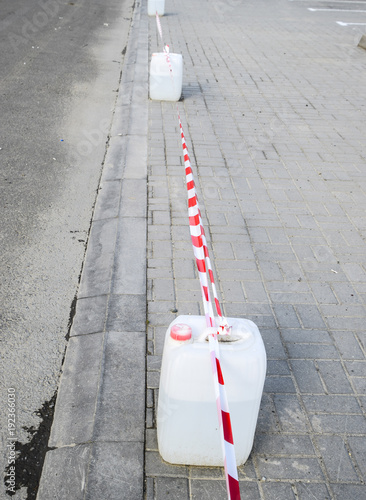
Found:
<box><xmin>149</xmin><ymin>52</ymin><xmax>183</xmax><ymax>102</ymax></box>
<box><xmin>148</xmin><ymin>0</ymin><xmax>165</xmax><ymax>16</ymax></box>
<box><xmin>157</xmin><ymin>315</ymin><xmax>267</xmax><ymax>466</ymax></box>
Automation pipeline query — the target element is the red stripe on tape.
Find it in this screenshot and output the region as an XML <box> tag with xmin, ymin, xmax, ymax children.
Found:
<box><xmin>187</xmin><ymin>180</ymin><xmax>195</xmax><ymax>191</ymax></box>
<box><xmin>196</xmin><ymin>258</ymin><xmax>206</xmax><ymax>273</ymax></box>
<box><xmin>188</xmin><ymin>196</ymin><xmax>197</xmax><ymax>208</ymax></box>
<box><xmin>184</xmin><ymin>153</ymin><xmax>189</xmax><ymax>162</ymax></box>
<box><xmin>215</xmin><ymin>298</ymin><xmax>222</xmax><ymax>317</ymax></box>
<box><xmin>189</xmin><ymin>214</ymin><xmax>200</xmax><ymax>226</ymax></box>
<box><xmin>209</xmin><ymin>269</ymin><xmax>214</xmax><ymax>282</ymax></box>
<box><xmin>203</xmin><ymin>285</ymin><xmax>209</xmax><ymax>302</ymax></box>
<box><xmin>185</xmin><ymin>166</ymin><xmax>192</xmax><ymax>175</ymax></box>
<box><xmin>216</xmin><ymin>358</ymin><xmax>224</xmax><ymax>385</ymax></box>
<box><xmin>222</xmin><ymin>410</ymin><xmax>234</xmax><ymax>445</ymax></box>
<box><xmin>191</xmin><ymin>235</ymin><xmax>202</xmax><ymax>248</ymax></box>
<box><xmin>228</xmin><ymin>474</ymin><xmax>241</xmax><ymax>500</ymax></box>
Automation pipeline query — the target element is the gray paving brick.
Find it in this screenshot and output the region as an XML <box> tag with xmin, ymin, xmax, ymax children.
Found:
<box><xmin>327</xmin><ymin>316</ymin><xmax>366</xmax><ymax>332</ymax></box>
<box><xmin>146</xmin><ymin>387</ymin><xmax>154</xmax><ymax>407</ymax></box>
<box><xmin>267</xmin><ymin>360</ymin><xmax>291</xmax><ymax>376</ymax></box>
<box><xmin>37</xmin><ymin>445</ymin><xmax>92</xmax><ymax>500</ymax></box>
<box><xmin>295</xmin><ymin>482</ymin><xmax>331</xmax><ymax>500</ymax></box>
<box><xmin>273</xmin><ymin>395</ymin><xmax>308</xmax><ymax>432</ymax></box>
<box><xmin>344</xmin><ymin>360</ymin><xmax>366</xmax><ymax>378</ymax></box>
<box><xmin>78</xmin><ymin>218</ymin><xmax>118</xmax><ymax>298</ymax></box>
<box><xmin>269</xmin><ymin>291</ymin><xmax>314</xmax><ymax>305</ymax></box>
<box><xmin>316</xmin><ymin>436</ymin><xmax>359</xmax><ymax>482</ymax></box>
<box><xmin>331</xmin><ymin>281</ymin><xmax>360</xmax><ymax>305</ymax></box>
<box><xmin>112</xmin><ymin>217</ymin><xmax>146</xmax><ymax>295</ymax></box>
<box><xmin>310</xmin><ymin>414</ymin><xmax>366</xmax><ymax>435</ymax></box>
<box><xmin>264</xmin><ymin>376</ymin><xmax>296</xmax><ymax>394</ymax></box>
<box><xmin>261</xmin><ymin>482</ymin><xmax>296</xmax><ymax>500</ymax></box>
<box><xmin>348</xmin><ymin>436</ymin><xmax>366</xmax><ymax>480</ymax></box>
<box><xmin>343</xmin><ymin>262</ymin><xmax>366</xmax><ymax>283</ymax></box>
<box><xmin>145</xmin><ymin>451</ymin><xmax>188</xmax><ymax>477</ymax></box>
<box><xmin>152</xmin><ymin>240</ymin><xmax>173</xmax><ymax>259</ymax></box>
<box><xmin>155</xmin><ymin>477</ymin><xmax>189</xmax><ymax>499</ymax></box>
<box><xmin>266</xmin><ymin>281</ymin><xmax>310</xmax><ymax>296</ymax></box>
<box><xmin>317</xmin><ymin>361</ymin><xmax>353</xmax><ymax>395</ymax></box>
<box><xmin>273</xmin><ymin>304</ymin><xmax>301</xmax><ymax>328</ymax></box>
<box><xmin>153</xmin><ymin>279</ymin><xmax>175</xmax><ymax>301</ymax></box>
<box><xmin>237</xmin><ymin>457</ymin><xmax>257</xmax><ymax>480</ymax></box>
<box><xmin>85</xmin><ymin>442</ymin><xmax>144</xmax><ymax>500</ymax></box>
<box><xmin>331</xmin><ymin>484</ymin><xmax>366</xmax><ymax>500</ymax></box>
<box><xmin>281</xmin><ymin>329</ymin><xmax>332</xmax><ymax>344</ymax></box>
<box><xmin>101</xmin><ymin>135</ymin><xmax>127</xmax><ymax>181</ymax></box>
<box><xmin>259</xmin><ymin>261</ymin><xmax>283</xmax><ymax>282</ymax></box>
<box><xmin>286</xmin><ymin>343</ymin><xmax>340</xmax><ymax>360</ymax></box>
<box><xmin>71</xmin><ymin>295</ymin><xmax>108</xmax><ymax>336</ymax></box>
<box><xmin>146</xmin><ymin>428</ymin><xmax>158</xmax><ymax>451</ymax></box>
<box><xmin>302</xmin><ymin>395</ymin><xmax>362</xmax><ymax>415</ymax></box>
<box><xmin>351</xmin><ymin>376</ymin><xmax>366</xmax><ymax>395</ymax></box>
<box><xmin>221</xmin><ymin>280</ymin><xmax>245</xmax><ymax>302</ymax></box>
<box><xmin>356</xmin><ymin>332</ymin><xmax>366</xmax><ymax>354</ymax></box>
<box><xmin>189</xmin><ymin>466</ymin><xmax>225</xmax><ymax>480</ymax></box>
<box><xmin>290</xmin><ymin>360</ymin><xmax>324</xmax><ymax>394</ymax></box>
<box><xmin>93</xmin><ymin>331</ymin><xmax>146</xmax><ymax>442</ymax></box>
<box><xmin>120</xmin><ymin>179</ymin><xmax>147</xmax><ymax>218</ymax></box>
<box><xmin>259</xmin><ymin>329</ymin><xmax>287</xmax><ymax>359</ymax></box>
<box><xmin>308</xmin><ymin>282</ymin><xmax>338</xmax><ymax>305</ymax></box>
<box><xmin>106</xmin><ymin>294</ymin><xmax>146</xmax><ymax>332</ymax></box>
<box><xmin>257</xmin><ymin>457</ymin><xmax>324</xmax><ymax>481</ymax></box>
<box><xmin>216</xmin><ymin>259</ymin><xmax>258</xmax><ymax>272</ymax></box>
<box><xmin>243</xmin><ymin>281</ymin><xmax>268</xmax><ymax>303</ymax></box>
<box><xmin>49</xmin><ymin>333</ymin><xmax>104</xmax><ymax>447</ymax></box>
<box><xmin>149</xmin><ymin>224</ymin><xmax>172</xmax><ymax>240</ymax></box>
<box><xmin>93</xmin><ymin>180</ymin><xmax>122</xmax><ymax>220</ymax></box>
<box><xmin>295</xmin><ymin>304</ymin><xmax>327</xmax><ymax>329</ymax></box>
<box><xmin>257</xmin><ymin>394</ymin><xmax>280</xmax><ymax>434</ymax></box>
<box><xmin>320</xmin><ymin>304</ymin><xmax>366</xmax><ymax>320</ymax></box>
<box><xmin>333</xmin><ymin>332</ymin><xmax>365</xmax><ymax>359</ymax></box>
<box><xmin>191</xmin><ymin>479</ymin><xmax>260</xmax><ymax>500</ymax></box>
<box><xmin>147</xmin><ymin>370</ymin><xmax>160</xmax><ymax>390</ymax></box>
<box><xmin>147</xmin><ymin>354</ymin><xmax>162</xmax><ymax>371</ymax></box>
<box><xmin>146</xmin><ymin>407</ymin><xmax>154</xmax><ymax>429</ymax></box>
<box><xmin>254</xmin><ymin>434</ymin><xmax>315</xmax><ymax>456</ymax></box>
<box><xmin>145</xmin><ymin>477</ymin><xmax>154</xmax><ymax>500</ymax></box>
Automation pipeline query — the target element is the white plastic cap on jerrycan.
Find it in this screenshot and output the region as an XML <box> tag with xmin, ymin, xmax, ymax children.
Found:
<box><xmin>149</xmin><ymin>52</ymin><xmax>183</xmax><ymax>102</ymax></box>
<box><xmin>170</xmin><ymin>323</ymin><xmax>192</xmax><ymax>341</ymax></box>
<box><xmin>157</xmin><ymin>315</ymin><xmax>267</xmax><ymax>467</ymax></box>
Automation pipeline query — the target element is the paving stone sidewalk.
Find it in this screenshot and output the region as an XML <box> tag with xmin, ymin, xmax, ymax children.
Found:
<box><xmin>145</xmin><ymin>0</ymin><xmax>366</xmax><ymax>498</ymax></box>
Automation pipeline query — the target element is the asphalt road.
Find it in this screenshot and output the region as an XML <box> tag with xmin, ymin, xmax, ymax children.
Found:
<box><xmin>0</xmin><ymin>0</ymin><xmax>134</xmax><ymax>497</ymax></box>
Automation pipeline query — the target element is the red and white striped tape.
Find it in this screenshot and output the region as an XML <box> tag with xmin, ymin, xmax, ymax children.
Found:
<box><xmin>156</xmin><ymin>11</ymin><xmax>163</xmax><ymax>40</ymax></box>
<box><xmin>179</xmin><ymin>115</ymin><xmax>241</xmax><ymax>500</ymax></box>
<box><xmin>155</xmin><ymin>14</ymin><xmax>241</xmax><ymax>500</ymax></box>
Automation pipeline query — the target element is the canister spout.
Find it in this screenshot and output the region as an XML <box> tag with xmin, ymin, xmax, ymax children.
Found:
<box><xmin>197</xmin><ymin>326</ymin><xmax>244</xmax><ymax>343</ymax></box>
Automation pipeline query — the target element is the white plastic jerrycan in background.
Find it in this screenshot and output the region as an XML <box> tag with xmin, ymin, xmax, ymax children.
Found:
<box><xmin>157</xmin><ymin>315</ymin><xmax>267</xmax><ymax>466</ymax></box>
<box><xmin>148</xmin><ymin>0</ymin><xmax>165</xmax><ymax>16</ymax></box>
<box><xmin>149</xmin><ymin>52</ymin><xmax>183</xmax><ymax>102</ymax></box>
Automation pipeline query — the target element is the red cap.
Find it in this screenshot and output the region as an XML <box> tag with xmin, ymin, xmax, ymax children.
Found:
<box><xmin>170</xmin><ymin>323</ymin><xmax>192</xmax><ymax>341</ymax></box>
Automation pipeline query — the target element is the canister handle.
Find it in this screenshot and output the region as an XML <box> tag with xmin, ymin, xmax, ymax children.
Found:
<box><xmin>197</xmin><ymin>325</ymin><xmax>252</xmax><ymax>343</ymax></box>
<box><xmin>196</xmin><ymin>327</ymin><xmax>218</xmax><ymax>342</ymax></box>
